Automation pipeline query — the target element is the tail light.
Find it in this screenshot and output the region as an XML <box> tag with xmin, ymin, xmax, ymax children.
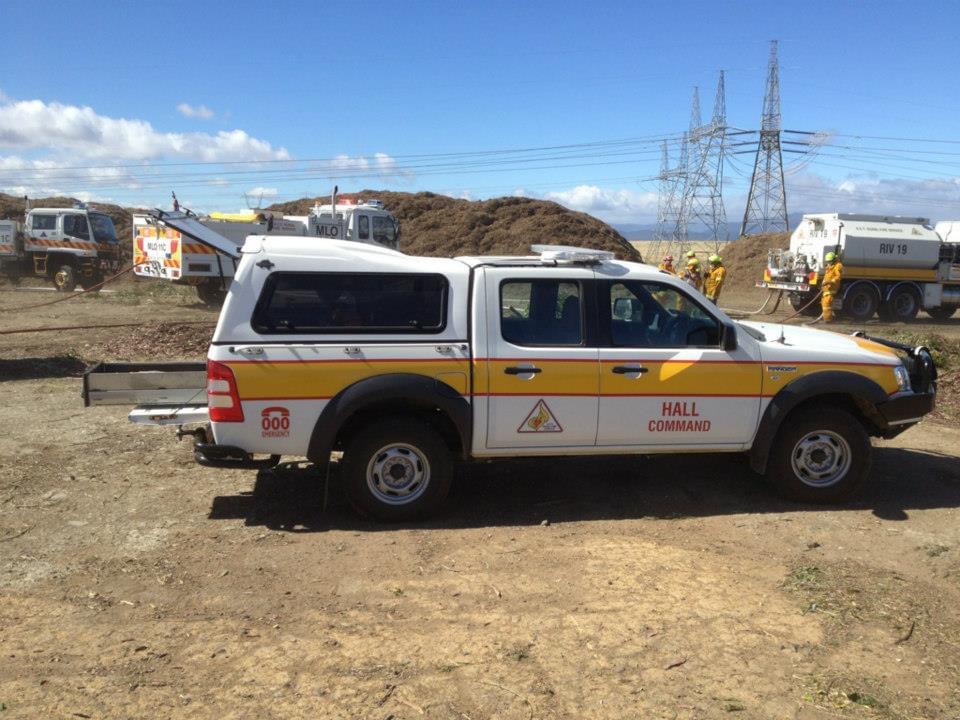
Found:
<box><xmin>808</xmin><ymin>271</ymin><xmax>818</xmax><ymax>285</ymax></box>
<box><xmin>763</xmin><ymin>268</ymin><xmax>772</xmax><ymax>282</ymax></box>
<box><xmin>207</xmin><ymin>360</ymin><xmax>244</xmax><ymax>422</ymax></box>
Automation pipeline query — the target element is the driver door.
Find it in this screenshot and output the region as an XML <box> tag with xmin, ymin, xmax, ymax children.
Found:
<box><xmin>596</xmin><ymin>279</ymin><xmax>761</xmax><ymax>448</ymax></box>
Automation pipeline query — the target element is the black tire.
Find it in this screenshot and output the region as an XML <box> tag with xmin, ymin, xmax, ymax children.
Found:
<box><xmin>842</xmin><ymin>283</ymin><xmax>879</xmax><ymax>322</ymax></box>
<box><xmin>53</xmin><ymin>264</ymin><xmax>77</xmax><ymax>292</ymax></box>
<box><xmin>342</xmin><ymin>417</ymin><xmax>452</xmax><ymax>521</ymax></box>
<box><xmin>196</xmin><ymin>282</ymin><xmax>227</xmax><ymax>306</ymax></box>
<box><xmin>764</xmin><ymin>406</ymin><xmax>871</xmax><ymax>503</ymax></box>
<box><xmin>79</xmin><ymin>270</ymin><xmax>103</xmax><ymax>292</ymax></box>
<box><xmin>789</xmin><ymin>292</ymin><xmax>820</xmax><ymax>317</ymax></box>
<box><xmin>927</xmin><ymin>306</ymin><xmax>957</xmax><ymax>321</ymax></box>
<box><xmin>880</xmin><ymin>285</ymin><xmax>920</xmax><ymax>322</ymax></box>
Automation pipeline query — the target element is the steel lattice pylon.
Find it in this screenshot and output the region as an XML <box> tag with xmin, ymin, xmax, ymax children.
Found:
<box><xmin>740</xmin><ymin>40</ymin><xmax>789</xmax><ymax>236</ymax></box>
<box><xmin>679</xmin><ymin>72</ymin><xmax>728</xmax><ymax>250</ymax></box>
<box><xmin>650</xmin><ymin>136</ymin><xmax>688</xmax><ymax>260</ymax></box>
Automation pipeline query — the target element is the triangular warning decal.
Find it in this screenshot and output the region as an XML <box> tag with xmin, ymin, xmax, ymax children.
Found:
<box><xmin>517</xmin><ymin>399</ymin><xmax>563</xmax><ymax>433</ymax></box>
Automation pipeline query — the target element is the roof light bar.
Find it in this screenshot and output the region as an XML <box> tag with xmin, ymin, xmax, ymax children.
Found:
<box><xmin>531</xmin><ymin>244</ymin><xmax>615</xmax><ymax>265</ymax></box>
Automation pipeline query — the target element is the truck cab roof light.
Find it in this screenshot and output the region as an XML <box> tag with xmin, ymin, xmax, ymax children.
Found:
<box><xmin>531</xmin><ymin>244</ymin><xmax>615</xmax><ymax>265</ymax></box>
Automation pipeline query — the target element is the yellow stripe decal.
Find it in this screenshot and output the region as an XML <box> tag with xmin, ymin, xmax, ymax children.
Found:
<box><xmin>227</xmin><ymin>358</ymin><xmax>900</xmax><ymax>400</ymax></box>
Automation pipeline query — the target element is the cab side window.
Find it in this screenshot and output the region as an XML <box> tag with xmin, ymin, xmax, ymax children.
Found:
<box><xmin>371</xmin><ymin>215</ymin><xmax>395</xmax><ymax>246</ymax></box>
<box><xmin>501</xmin><ymin>280</ymin><xmax>582</xmax><ymax>346</ymax></box>
<box><xmin>63</xmin><ymin>214</ymin><xmax>89</xmax><ymax>239</ymax></box>
<box><xmin>357</xmin><ymin>215</ymin><xmax>370</xmax><ymax>240</ymax></box>
<box><xmin>31</xmin><ymin>214</ymin><xmax>57</xmax><ymax>231</ymax></box>
<box><xmin>607</xmin><ymin>281</ymin><xmax>720</xmax><ymax>347</ymax></box>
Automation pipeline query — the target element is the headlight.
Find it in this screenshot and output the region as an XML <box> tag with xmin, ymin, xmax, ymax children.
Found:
<box><xmin>894</xmin><ymin>364</ymin><xmax>911</xmax><ymax>392</ymax></box>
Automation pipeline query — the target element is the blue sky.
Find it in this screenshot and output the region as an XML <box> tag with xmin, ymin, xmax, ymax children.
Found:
<box><xmin>2</xmin><ymin>0</ymin><xmax>959</xmax><ymax>227</ymax></box>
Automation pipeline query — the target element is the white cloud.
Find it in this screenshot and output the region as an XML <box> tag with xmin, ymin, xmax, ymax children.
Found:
<box><xmin>327</xmin><ymin>153</ymin><xmax>407</xmax><ymax>179</ymax></box>
<box><xmin>177</xmin><ymin>102</ymin><xmax>214</xmax><ymax>120</ymax></box>
<box><xmin>246</xmin><ymin>186</ymin><xmax>278</xmax><ymax>198</ymax></box>
<box><xmin>512</xmin><ymin>187</ymin><xmax>529</xmax><ymax>197</ymax></box>
<box><xmin>787</xmin><ymin>171</ymin><xmax>960</xmax><ymax>220</ymax></box>
<box><xmin>0</xmin><ymin>97</ymin><xmax>289</xmax><ymax>161</ymax></box>
<box><xmin>544</xmin><ymin>185</ymin><xmax>659</xmax><ymax>224</ymax></box>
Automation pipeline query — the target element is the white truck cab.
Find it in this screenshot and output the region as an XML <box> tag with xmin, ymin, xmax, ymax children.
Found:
<box><xmin>85</xmin><ymin>241</ymin><xmax>937</xmax><ymax>521</ymax></box>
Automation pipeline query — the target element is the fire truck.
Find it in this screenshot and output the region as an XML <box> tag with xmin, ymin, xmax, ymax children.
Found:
<box><xmin>759</xmin><ymin>213</ymin><xmax>960</xmax><ymax>321</ymax></box>
<box><xmin>0</xmin><ymin>202</ymin><xmax>121</xmax><ymax>291</ymax></box>
<box><xmin>132</xmin><ymin>190</ymin><xmax>400</xmax><ymax>305</ymax></box>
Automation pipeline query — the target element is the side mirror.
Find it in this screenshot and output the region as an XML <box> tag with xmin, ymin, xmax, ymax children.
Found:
<box><xmin>721</xmin><ymin>322</ymin><xmax>738</xmax><ymax>351</ymax></box>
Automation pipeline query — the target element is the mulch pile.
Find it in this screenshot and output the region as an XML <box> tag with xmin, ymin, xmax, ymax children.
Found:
<box><xmin>720</xmin><ymin>232</ymin><xmax>791</xmax><ymax>293</ymax></box>
<box><xmin>269</xmin><ymin>190</ymin><xmax>641</xmax><ymax>261</ymax></box>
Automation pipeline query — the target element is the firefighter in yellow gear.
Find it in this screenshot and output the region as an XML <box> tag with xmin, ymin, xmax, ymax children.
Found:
<box><xmin>821</xmin><ymin>251</ymin><xmax>843</xmax><ymax>322</ymax></box>
<box><xmin>682</xmin><ymin>258</ymin><xmax>703</xmax><ymax>291</ymax></box>
<box><xmin>658</xmin><ymin>255</ymin><xmax>676</xmax><ymax>274</ymax></box>
<box><xmin>704</xmin><ymin>255</ymin><xmax>726</xmax><ymax>303</ymax></box>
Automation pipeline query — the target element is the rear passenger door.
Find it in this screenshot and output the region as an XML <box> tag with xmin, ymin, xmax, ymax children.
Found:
<box><xmin>480</xmin><ymin>267</ymin><xmax>599</xmax><ymax>450</ymax></box>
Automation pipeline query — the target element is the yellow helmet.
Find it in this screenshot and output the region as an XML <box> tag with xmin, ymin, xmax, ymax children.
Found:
<box><xmin>685</xmin><ymin>250</ymin><xmax>696</xmax><ymax>259</ymax></box>
<box><xmin>825</xmin><ymin>251</ymin><xmax>837</xmax><ymax>262</ymax></box>
<box><xmin>687</xmin><ymin>258</ymin><xmax>700</xmax><ymax>266</ymax></box>
<box><xmin>709</xmin><ymin>254</ymin><xmax>722</xmax><ymax>264</ymax></box>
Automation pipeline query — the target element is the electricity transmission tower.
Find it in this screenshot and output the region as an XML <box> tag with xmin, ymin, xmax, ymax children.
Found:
<box><xmin>680</xmin><ymin>72</ymin><xmax>728</xmax><ymax>249</ymax></box>
<box><xmin>651</xmin><ymin>136</ymin><xmax>687</xmax><ymax>259</ymax></box>
<box><xmin>740</xmin><ymin>40</ymin><xmax>789</xmax><ymax>236</ymax></box>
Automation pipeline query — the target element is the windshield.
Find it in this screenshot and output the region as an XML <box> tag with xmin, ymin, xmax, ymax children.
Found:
<box><xmin>89</xmin><ymin>213</ymin><xmax>118</xmax><ymax>243</ymax></box>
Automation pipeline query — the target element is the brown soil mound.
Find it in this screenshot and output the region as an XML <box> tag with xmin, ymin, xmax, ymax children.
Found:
<box><xmin>269</xmin><ymin>190</ymin><xmax>641</xmax><ymax>262</ymax></box>
<box><xmin>721</xmin><ymin>232</ymin><xmax>791</xmax><ymax>292</ymax></box>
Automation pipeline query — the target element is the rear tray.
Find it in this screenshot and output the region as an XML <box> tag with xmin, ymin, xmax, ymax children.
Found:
<box><xmin>83</xmin><ymin>361</ymin><xmax>207</xmax><ymax>407</ymax></box>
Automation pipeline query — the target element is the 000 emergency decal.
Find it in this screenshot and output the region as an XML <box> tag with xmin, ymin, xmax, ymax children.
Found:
<box><xmin>518</xmin><ymin>400</ymin><xmax>563</xmax><ymax>433</ymax></box>
<box><xmin>261</xmin><ymin>406</ymin><xmax>290</xmax><ymax>438</ymax></box>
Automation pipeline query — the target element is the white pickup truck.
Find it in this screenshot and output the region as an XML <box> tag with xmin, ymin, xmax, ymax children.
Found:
<box><xmin>85</xmin><ymin>234</ymin><xmax>937</xmax><ymax>521</ymax></box>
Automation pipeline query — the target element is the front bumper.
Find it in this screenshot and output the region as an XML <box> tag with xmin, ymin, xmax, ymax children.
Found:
<box><xmin>875</xmin><ymin>391</ymin><xmax>936</xmax><ymax>438</ymax></box>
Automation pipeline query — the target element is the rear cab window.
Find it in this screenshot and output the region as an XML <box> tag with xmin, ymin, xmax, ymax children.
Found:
<box><xmin>252</xmin><ymin>272</ymin><xmax>448</xmax><ymax>334</ymax></box>
<box><xmin>31</xmin><ymin>214</ymin><xmax>57</xmax><ymax>231</ymax></box>
<box><xmin>500</xmin><ymin>279</ymin><xmax>583</xmax><ymax>346</ymax></box>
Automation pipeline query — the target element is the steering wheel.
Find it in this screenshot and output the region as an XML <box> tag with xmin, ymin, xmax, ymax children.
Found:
<box><xmin>504</xmin><ymin>306</ymin><xmax>523</xmax><ymax>320</ymax></box>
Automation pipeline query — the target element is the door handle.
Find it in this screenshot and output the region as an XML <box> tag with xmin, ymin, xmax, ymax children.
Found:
<box><xmin>504</xmin><ymin>366</ymin><xmax>542</xmax><ymax>375</ymax></box>
<box><xmin>612</xmin><ymin>365</ymin><xmax>648</xmax><ymax>374</ymax></box>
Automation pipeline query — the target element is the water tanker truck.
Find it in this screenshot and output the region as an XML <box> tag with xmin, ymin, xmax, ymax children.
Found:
<box><xmin>758</xmin><ymin>213</ymin><xmax>960</xmax><ymax>321</ymax></box>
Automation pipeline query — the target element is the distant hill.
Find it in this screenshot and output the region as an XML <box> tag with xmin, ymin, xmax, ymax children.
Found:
<box><xmin>615</xmin><ymin>214</ymin><xmax>807</xmax><ymax>241</ymax></box>
<box><xmin>269</xmin><ymin>190</ymin><xmax>641</xmax><ymax>261</ymax></box>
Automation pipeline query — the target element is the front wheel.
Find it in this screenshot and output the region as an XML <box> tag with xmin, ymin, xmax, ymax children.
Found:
<box><xmin>342</xmin><ymin>418</ymin><xmax>452</xmax><ymax>521</ymax></box>
<box><xmin>53</xmin><ymin>264</ymin><xmax>77</xmax><ymax>292</ymax></box>
<box><xmin>764</xmin><ymin>406</ymin><xmax>871</xmax><ymax>503</ymax></box>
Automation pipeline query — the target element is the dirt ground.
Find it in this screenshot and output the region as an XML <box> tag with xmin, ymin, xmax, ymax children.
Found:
<box><xmin>2</xmin><ymin>281</ymin><xmax>960</xmax><ymax>719</ymax></box>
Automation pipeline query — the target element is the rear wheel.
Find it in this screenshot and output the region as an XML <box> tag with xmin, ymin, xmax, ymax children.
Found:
<box><xmin>789</xmin><ymin>292</ymin><xmax>820</xmax><ymax>317</ymax></box>
<box><xmin>196</xmin><ymin>281</ymin><xmax>227</xmax><ymax>306</ymax></box>
<box><xmin>880</xmin><ymin>285</ymin><xmax>920</xmax><ymax>322</ymax></box>
<box><xmin>927</xmin><ymin>306</ymin><xmax>957</xmax><ymax>320</ymax></box>
<box><xmin>842</xmin><ymin>283</ymin><xmax>879</xmax><ymax>322</ymax></box>
<box><xmin>342</xmin><ymin>417</ymin><xmax>452</xmax><ymax>521</ymax></box>
<box><xmin>53</xmin><ymin>264</ymin><xmax>77</xmax><ymax>292</ymax></box>
<box><xmin>79</xmin><ymin>269</ymin><xmax>103</xmax><ymax>292</ymax></box>
<box><xmin>764</xmin><ymin>406</ymin><xmax>871</xmax><ymax>503</ymax></box>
